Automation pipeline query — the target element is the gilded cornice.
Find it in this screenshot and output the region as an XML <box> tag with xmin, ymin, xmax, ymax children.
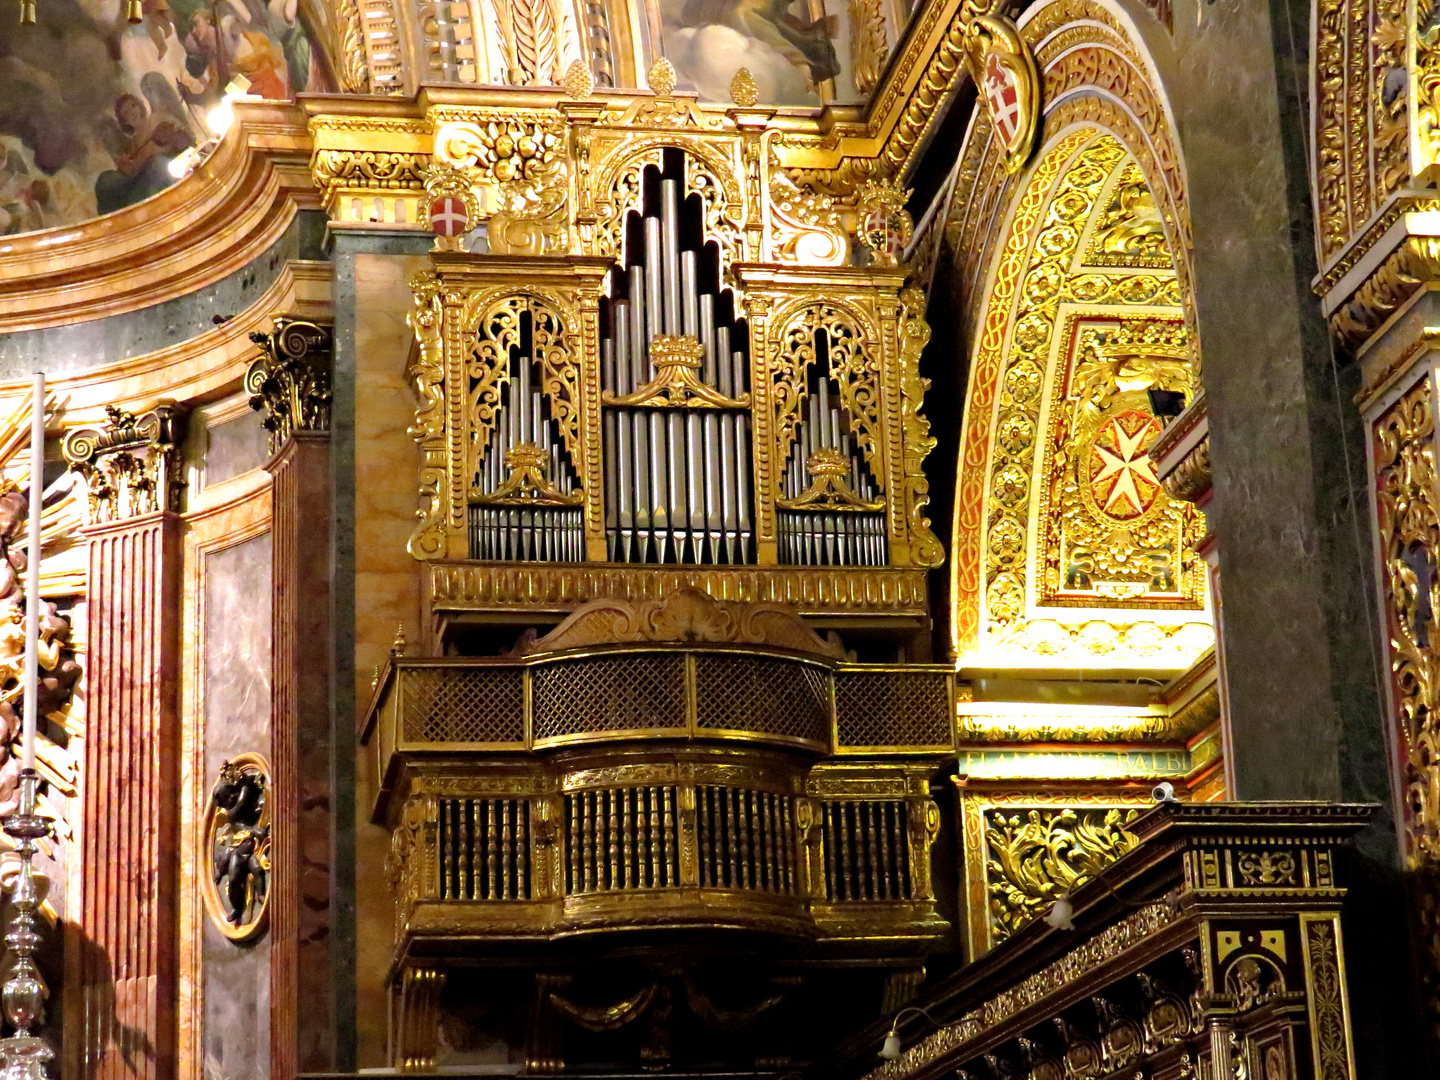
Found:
<box><xmin>0</xmin><ymin>102</ymin><xmax>315</xmax><ymax>336</ymax></box>
<box><xmin>0</xmin><ymin>261</ymin><xmax>329</xmax><ymax>427</ymax></box>
<box><xmin>298</xmin><ymin>0</ymin><xmax>980</xmax><ymax>209</ymax></box>
<box><xmin>1329</xmin><ymin>235</ymin><xmax>1440</xmax><ymax>345</ymax></box>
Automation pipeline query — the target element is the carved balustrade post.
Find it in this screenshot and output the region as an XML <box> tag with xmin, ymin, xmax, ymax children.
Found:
<box><xmin>63</xmin><ymin>406</ymin><xmax>187</xmax><ymax>1080</ymax></box>
<box><xmin>248</xmin><ymin>318</ymin><xmax>336</xmax><ymax>1078</ymax></box>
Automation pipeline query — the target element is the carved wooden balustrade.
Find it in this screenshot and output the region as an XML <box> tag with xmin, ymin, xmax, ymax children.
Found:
<box><xmin>361</xmin><ymin>589</ymin><xmax>956</xmax><ymax>1070</ymax></box>
<box><xmin>813</xmin><ymin>802</ymin><xmax>1370</xmax><ymax>1080</ymax></box>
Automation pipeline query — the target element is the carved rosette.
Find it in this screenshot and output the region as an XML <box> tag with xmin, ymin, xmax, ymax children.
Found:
<box><xmin>62</xmin><ymin>404</ymin><xmax>185</xmax><ymax>524</ymax></box>
<box><xmin>247</xmin><ymin>319</ymin><xmax>334</xmax><ymax>455</ymax></box>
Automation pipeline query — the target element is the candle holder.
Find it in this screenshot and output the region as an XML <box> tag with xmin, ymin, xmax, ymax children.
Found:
<box><xmin>0</xmin><ymin>770</ymin><xmax>52</xmax><ymax>1080</ymax></box>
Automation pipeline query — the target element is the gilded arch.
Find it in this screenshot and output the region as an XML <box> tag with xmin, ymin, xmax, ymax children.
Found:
<box><xmin>944</xmin><ymin>0</ymin><xmax>1210</xmax><ymax>668</ymax></box>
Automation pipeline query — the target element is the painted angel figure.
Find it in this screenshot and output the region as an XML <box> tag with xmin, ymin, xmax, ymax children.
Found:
<box><xmin>678</xmin><ymin>0</ymin><xmax>840</xmax><ymax>87</ymax></box>
<box><xmin>93</xmin><ymin>78</ymin><xmax>194</xmax><ymax>215</ymax></box>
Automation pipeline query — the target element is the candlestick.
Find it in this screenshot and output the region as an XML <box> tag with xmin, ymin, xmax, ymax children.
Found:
<box><xmin>20</xmin><ymin>374</ymin><xmax>40</xmax><ymax>777</ymax></box>
<box><xmin>0</xmin><ymin>373</ymin><xmax>51</xmax><ymax>1080</ymax></box>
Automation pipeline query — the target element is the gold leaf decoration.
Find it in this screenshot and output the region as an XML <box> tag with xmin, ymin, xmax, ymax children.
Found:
<box><xmin>730</xmin><ymin>66</ymin><xmax>759</xmax><ymax>106</ymax></box>
<box><xmin>849</xmin><ymin>0</ymin><xmax>888</xmax><ymax>94</ymax></box>
<box><xmin>984</xmin><ymin>807</ymin><xmax>1141</xmax><ymax>942</ymax></box>
<box><xmin>563</xmin><ymin>58</ymin><xmax>594</xmax><ymax>98</ymax></box>
<box><xmin>648</xmin><ymin>57</ymin><xmax>677</xmax><ymax>96</ymax></box>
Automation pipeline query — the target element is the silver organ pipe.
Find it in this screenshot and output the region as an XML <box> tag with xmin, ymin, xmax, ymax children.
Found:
<box><xmin>777</xmin><ymin>368</ymin><xmax>888</xmax><ymax>567</ymax></box>
<box><xmin>468</xmin><ymin>337</ymin><xmax>584</xmax><ymax>562</ymax></box>
<box><xmin>597</xmin><ymin>154</ymin><xmax>754</xmax><ymax>565</ymax></box>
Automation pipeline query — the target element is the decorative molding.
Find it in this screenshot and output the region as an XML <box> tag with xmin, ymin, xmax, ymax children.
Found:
<box><xmin>512</xmin><ymin>585</ymin><xmax>846</xmax><ymax>658</ymax></box>
<box><xmin>0</xmin><ymin>261</ymin><xmax>330</xmax><ymax>431</ymax></box>
<box><xmin>1329</xmin><ymin>236</ymin><xmax>1440</xmax><ymax>346</ymax></box>
<box><xmin>0</xmin><ymin>102</ymin><xmax>314</xmax><ymax>335</ymax></box>
<box><xmin>983</xmin><ymin>806</ymin><xmax>1140</xmax><ymax>942</ymax></box>
<box><xmin>426</xmin><ymin>562</ymin><xmax>933</xmax><ymax>617</ymax></box>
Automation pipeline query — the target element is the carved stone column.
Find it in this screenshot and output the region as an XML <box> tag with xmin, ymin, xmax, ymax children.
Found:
<box><xmin>63</xmin><ymin>407</ymin><xmax>186</xmax><ymax>1080</ymax></box>
<box><xmin>248</xmin><ymin>318</ymin><xmax>336</xmax><ymax>1077</ymax></box>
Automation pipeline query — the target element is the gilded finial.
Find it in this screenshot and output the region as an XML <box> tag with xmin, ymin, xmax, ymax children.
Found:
<box><xmin>729</xmin><ymin>67</ymin><xmax>759</xmax><ymax>107</ymax></box>
<box><xmin>647</xmin><ymin>58</ymin><xmax>677</xmax><ymax>97</ymax></box>
<box><xmin>563</xmin><ymin>59</ymin><xmax>594</xmax><ymax>99</ymax></box>
<box><xmin>391</xmin><ymin>624</ymin><xmax>407</xmax><ymax>657</ymax></box>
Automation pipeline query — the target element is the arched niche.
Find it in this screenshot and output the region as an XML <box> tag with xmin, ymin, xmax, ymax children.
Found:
<box><xmin>940</xmin><ymin>0</ymin><xmax>1211</xmax><ymax>673</ymax></box>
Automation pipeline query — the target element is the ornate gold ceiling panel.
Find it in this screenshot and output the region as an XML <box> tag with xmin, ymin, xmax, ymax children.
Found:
<box><xmin>953</xmin><ymin>131</ymin><xmax>1209</xmax><ymax>670</ymax></box>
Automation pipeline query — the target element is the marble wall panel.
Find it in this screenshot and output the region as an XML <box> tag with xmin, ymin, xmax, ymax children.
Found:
<box><xmin>204</xmin><ymin>411</ymin><xmax>271</xmax><ymax>489</ymax></box>
<box><xmin>348</xmin><ymin>250</ymin><xmax>427</xmax><ymax>1067</ymax></box>
<box><xmin>201</xmin><ymin>532</ymin><xmax>272</xmax><ymax>1080</ymax></box>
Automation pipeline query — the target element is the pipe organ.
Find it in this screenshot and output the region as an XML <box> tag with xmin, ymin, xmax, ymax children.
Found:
<box><xmin>388</xmin><ymin>81</ymin><xmax>952</xmax><ymax>1073</ymax></box>
<box><xmin>407</xmin><ymin>102</ymin><xmax>945</xmax><ymax>583</ymax></box>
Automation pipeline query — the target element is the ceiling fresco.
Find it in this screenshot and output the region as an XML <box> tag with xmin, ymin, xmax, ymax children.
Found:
<box><xmin>0</xmin><ymin>0</ymin><xmax>329</xmax><ymax>235</ymax></box>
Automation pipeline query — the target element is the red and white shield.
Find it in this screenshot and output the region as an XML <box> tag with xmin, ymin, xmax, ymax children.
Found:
<box><xmin>430</xmin><ymin>196</ymin><xmax>469</xmax><ymax>237</ymax></box>
<box><xmin>983</xmin><ymin>52</ymin><xmax>1022</xmax><ymax>146</ymax></box>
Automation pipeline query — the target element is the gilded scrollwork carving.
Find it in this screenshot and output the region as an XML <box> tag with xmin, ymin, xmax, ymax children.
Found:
<box><xmin>512</xmin><ymin>585</ymin><xmax>845</xmax><ymax>658</ymax></box>
<box><xmin>849</xmin><ymin>0</ymin><xmax>890</xmax><ymax>94</ymax></box>
<box><xmin>983</xmin><ymin>807</ymin><xmax>1140</xmax><ymax>942</ymax></box>
<box><xmin>464</xmin><ymin>290</ymin><xmax>585</xmax><ymax>475</ymax></box>
<box><xmin>405</xmin><ymin>271</ymin><xmax>451</xmax><ymax>559</ymax></box>
<box><xmin>432</xmin><ymin>116</ymin><xmax>569</xmax><ymax>255</ymax></box>
<box><xmin>768</xmin><ymin>301</ymin><xmax>892</xmax><ymax>508</ymax></box>
<box><xmin>768</xmin><ymin>152</ymin><xmax>849</xmax><ymax>267</ymax></box>
<box><xmin>897</xmin><ymin>287</ymin><xmax>945</xmax><ymax>568</ymax></box>
<box><xmin>337</xmin><ymin>0</ymin><xmax>370</xmax><ymax>92</ymax></box>
<box><xmin>311</xmin><ymin>149</ymin><xmax>427</xmax><ymax>202</ymax></box>
<box><xmin>62</xmin><ymin>404</ymin><xmax>186</xmax><ymax>524</ymax></box>
<box><xmin>1330</xmin><ymin>237</ymin><xmax>1440</xmax><ymax>346</ymax></box>
<box><xmin>246</xmin><ymin>318</ymin><xmax>333</xmax><ymax>454</ymax></box>
<box><xmin>1374</xmin><ymin>376</ymin><xmax>1440</xmax><ymax>860</ymax></box>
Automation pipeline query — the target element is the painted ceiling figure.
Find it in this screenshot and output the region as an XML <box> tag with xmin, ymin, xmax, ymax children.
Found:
<box><xmin>679</xmin><ymin>0</ymin><xmax>841</xmax><ymax>85</ymax></box>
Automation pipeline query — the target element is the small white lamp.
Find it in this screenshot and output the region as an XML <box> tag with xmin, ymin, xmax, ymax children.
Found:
<box><xmin>877</xmin><ymin>1006</ymin><xmax>937</xmax><ymax>1061</ymax></box>
<box><xmin>1044</xmin><ymin>893</ymin><xmax>1076</xmax><ymax>930</ymax></box>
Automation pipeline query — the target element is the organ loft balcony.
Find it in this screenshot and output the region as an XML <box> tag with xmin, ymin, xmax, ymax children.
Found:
<box><xmin>363</xmin><ymin>589</ymin><xmax>955</xmax><ymax>958</ymax></box>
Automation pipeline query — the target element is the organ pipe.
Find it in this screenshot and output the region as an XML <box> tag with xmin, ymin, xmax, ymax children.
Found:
<box><xmin>777</xmin><ymin>368</ymin><xmax>888</xmax><ymax>567</ymax></box>
<box><xmin>598</xmin><ymin>157</ymin><xmax>755</xmax><ymax>565</ymax></box>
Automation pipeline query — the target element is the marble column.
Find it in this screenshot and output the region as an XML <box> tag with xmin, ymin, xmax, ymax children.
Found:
<box><xmin>63</xmin><ymin>409</ymin><xmax>187</xmax><ymax>1080</ymax></box>
<box><xmin>248</xmin><ymin>319</ymin><xmax>336</xmax><ymax>1079</ymax></box>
